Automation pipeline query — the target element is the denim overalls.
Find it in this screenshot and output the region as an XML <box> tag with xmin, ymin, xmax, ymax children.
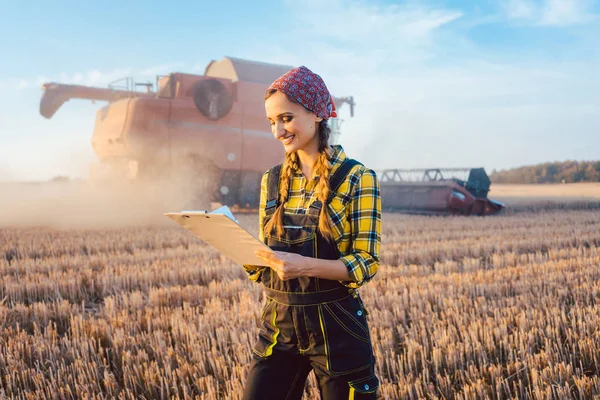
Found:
<box><xmin>243</xmin><ymin>158</ymin><xmax>379</xmax><ymax>400</ymax></box>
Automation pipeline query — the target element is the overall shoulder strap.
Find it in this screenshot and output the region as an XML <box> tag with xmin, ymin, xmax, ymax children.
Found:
<box><xmin>308</xmin><ymin>157</ymin><xmax>363</xmax><ymax>215</ymax></box>
<box><xmin>328</xmin><ymin>158</ymin><xmax>362</xmax><ymax>200</ymax></box>
<box><xmin>265</xmin><ymin>164</ymin><xmax>282</xmax><ymax>212</ymax></box>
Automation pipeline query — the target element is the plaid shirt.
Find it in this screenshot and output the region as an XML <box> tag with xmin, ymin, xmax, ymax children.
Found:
<box><xmin>243</xmin><ymin>145</ymin><xmax>381</xmax><ymax>289</ymax></box>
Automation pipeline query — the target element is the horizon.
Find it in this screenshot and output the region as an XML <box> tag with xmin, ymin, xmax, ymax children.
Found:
<box><xmin>1</xmin><ymin>0</ymin><xmax>599</xmax><ymax>181</ymax></box>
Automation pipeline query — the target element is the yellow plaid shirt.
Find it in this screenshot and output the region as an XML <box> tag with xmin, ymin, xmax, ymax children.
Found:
<box><xmin>243</xmin><ymin>145</ymin><xmax>381</xmax><ymax>289</ymax></box>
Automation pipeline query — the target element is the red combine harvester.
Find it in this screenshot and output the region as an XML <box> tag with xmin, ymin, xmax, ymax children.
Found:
<box><xmin>40</xmin><ymin>56</ymin><xmax>503</xmax><ymax>216</ymax></box>
<box><xmin>379</xmin><ymin>168</ymin><xmax>504</xmax><ymax>215</ymax></box>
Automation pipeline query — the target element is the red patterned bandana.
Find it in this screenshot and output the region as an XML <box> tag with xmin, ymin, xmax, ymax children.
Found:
<box><xmin>267</xmin><ymin>66</ymin><xmax>337</xmax><ymax>119</ymax></box>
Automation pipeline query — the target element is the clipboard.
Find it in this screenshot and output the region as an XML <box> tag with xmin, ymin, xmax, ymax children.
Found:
<box><xmin>164</xmin><ymin>206</ymin><xmax>273</xmax><ymax>266</ymax></box>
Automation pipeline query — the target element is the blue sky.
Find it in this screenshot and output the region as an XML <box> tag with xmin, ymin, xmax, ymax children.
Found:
<box><xmin>1</xmin><ymin>0</ymin><xmax>599</xmax><ymax>181</ymax></box>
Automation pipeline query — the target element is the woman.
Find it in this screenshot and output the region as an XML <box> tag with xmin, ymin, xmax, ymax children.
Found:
<box><xmin>242</xmin><ymin>65</ymin><xmax>382</xmax><ymax>400</ymax></box>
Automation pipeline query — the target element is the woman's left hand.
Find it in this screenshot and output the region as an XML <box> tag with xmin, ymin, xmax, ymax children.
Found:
<box><xmin>254</xmin><ymin>250</ymin><xmax>309</xmax><ymax>281</ymax></box>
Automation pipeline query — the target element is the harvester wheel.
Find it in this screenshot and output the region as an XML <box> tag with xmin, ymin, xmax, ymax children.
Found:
<box><xmin>192</xmin><ymin>79</ymin><xmax>233</xmax><ymax>121</ymax></box>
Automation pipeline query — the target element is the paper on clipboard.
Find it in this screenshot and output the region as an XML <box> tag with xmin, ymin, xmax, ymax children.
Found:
<box><xmin>164</xmin><ymin>206</ymin><xmax>273</xmax><ymax>266</ymax></box>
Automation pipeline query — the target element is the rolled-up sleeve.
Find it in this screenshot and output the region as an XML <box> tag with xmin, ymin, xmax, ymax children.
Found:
<box><xmin>241</xmin><ymin>171</ymin><xmax>269</xmax><ymax>283</ymax></box>
<box><xmin>339</xmin><ymin>168</ymin><xmax>382</xmax><ymax>289</ymax></box>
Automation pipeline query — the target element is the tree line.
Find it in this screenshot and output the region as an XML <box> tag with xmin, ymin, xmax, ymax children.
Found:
<box><xmin>490</xmin><ymin>161</ymin><xmax>600</xmax><ymax>184</ymax></box>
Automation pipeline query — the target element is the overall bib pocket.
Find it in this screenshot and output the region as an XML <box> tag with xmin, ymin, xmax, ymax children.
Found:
<box><xmin>264</xmin><ymin>224</ymin><xmax>316</xmax><ymax>246</ymax></box>
<box><xmin>263</xmin><ymin>223</ymin><xmax>318</xmax><ymax>292</ymax></box>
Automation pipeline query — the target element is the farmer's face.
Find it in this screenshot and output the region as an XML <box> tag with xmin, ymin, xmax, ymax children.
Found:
<box><xmin>265</xmin><ymin>91</ymin><xmax>322</xmax><ymax>154</ymax></box>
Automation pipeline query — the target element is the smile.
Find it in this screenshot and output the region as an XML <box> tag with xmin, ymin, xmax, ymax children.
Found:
<box><xmin>281</xmin><ymin>135</ymin><xmax>295</xmax><ymax>145</ymax></box>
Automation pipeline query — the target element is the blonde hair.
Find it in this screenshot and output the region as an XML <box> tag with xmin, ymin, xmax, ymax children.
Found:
<box><xmin>264</xmin><ymin>89</ymin><xmax>334</xmax><ymax>241</ymax></box>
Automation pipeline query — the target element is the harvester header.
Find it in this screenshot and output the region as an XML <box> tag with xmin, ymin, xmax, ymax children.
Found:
<box><xmin>379</xmin><ymin>168</ymin><xmax>503</xmax><ymax>215</ymax></box>
<box><xmin>40</xmin><ymin>80</ymin><xmax>154</xmax><ymax>119</ymax></box>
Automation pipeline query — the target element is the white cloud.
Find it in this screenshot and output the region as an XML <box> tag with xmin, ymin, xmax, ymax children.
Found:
<box><xmin>16</xmin><ymin>79</ymin><xmax>31</xmax><ymax>90</ymax></box>
<box><xmin>291</xmin><ymin>0</ymin><xmax>462</xmax><ymax>46</ymax></box>
<box><xmin>503</xmin><ymin>0</ymin><xmax>598</xmax><ymax>26</ymax></box>
<box><xmin>504</xmin><ymin>0</ymin><xmax>538</xmax><ymax>19</ymax></box>
<box><xmin>398</xmin><ymin>9</ymin><xmax>464</xmax><ymax>39</ymax></box>
<box><xmin>3</xmin><ymin>63</ymin><xmax>185</xmax><ymax>92</ymax></box>
<box><xmin>139</xmin><ymin>62</ymin><xmax>185</xmax><ymax>77</ymax></box>
<box><xmin>540</xmin><ymin>0</ymin><xmax>597</xmax><ymax>26</ymax></box>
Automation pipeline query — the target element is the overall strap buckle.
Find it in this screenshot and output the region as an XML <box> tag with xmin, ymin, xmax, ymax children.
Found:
<box><xmin>308</xmin><ymin>200</ymin><xmax>322</xmax><ymax>216</ymax></box>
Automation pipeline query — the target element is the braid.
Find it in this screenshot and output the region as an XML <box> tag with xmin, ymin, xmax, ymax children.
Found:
<box><xmin>314</xmin><ymin>120</ymin><xmax>334</xmax><ymax>241</ymax></box>
<box><xmin>265</xmin><ymin>151</ymin><xmax>298</xmax><ymax>238</ymax></box>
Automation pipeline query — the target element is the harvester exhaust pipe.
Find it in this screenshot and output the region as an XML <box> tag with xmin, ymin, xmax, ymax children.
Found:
<box><xmin>333</xmin><ymin>96</ymin><xmax>355</xmax><ymax>117</ymax></box>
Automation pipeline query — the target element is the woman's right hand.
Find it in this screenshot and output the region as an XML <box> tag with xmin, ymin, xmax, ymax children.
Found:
<box><xmin>255</xmin><ymin>250</ymin><xmax>309</xmax><ymax>280</ymax></box>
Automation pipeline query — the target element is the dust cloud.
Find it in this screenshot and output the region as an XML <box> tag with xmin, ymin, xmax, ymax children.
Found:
<box><xmin>0</xmin><ymin>171</ymin><xmax>220</xmax><ymax>229</ymax></box>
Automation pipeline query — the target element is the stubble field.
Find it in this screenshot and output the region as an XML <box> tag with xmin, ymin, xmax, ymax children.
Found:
<box><xmin>1</xmin><ymin>192</ymin><xmax>600</xmax><ymax>399</ymax></box>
